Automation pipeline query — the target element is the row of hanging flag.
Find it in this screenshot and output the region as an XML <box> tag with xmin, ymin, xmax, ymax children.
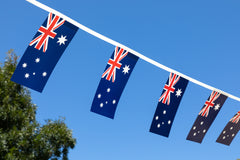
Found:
<box><xmin>10</xmin><ymin>10</ymin><xmax>240</xmax><ymax>146</ymax></box>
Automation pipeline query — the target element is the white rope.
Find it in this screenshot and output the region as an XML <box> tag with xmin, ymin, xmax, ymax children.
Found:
<box><xmin>26</xmin><ymin>0</ymin><xmax>240</xmax><ymax>102</ymax></box>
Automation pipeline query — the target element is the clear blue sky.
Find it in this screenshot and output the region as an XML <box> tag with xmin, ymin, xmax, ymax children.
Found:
<box><xmin>1</xmin><ymin>0</ymin><xmax>240</xmax><ymax>159</ymax></box>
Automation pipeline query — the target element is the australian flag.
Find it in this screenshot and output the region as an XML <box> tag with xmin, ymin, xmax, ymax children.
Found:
<box><xmin>91</xmin><ymin>46</ymin><xmax>138</xmax><ymax>119</ymax></box>
<box><xmin>11</xmin><ymin>12</ymin><xmax>78</xmax><ymax>92</ymax></box>
<box><xmin>216</xmin><ymin>111</ymin><xmax>240</xmax><ymax>146</ymax></box>
<box><xmin>149</xmin><ymin>73</ymin><xmax>189</xmax><ymax>137</ymax></box>
<box><xmin>187</xmin><ymin>91</ymin><xmax>228</xmax><ymax>143</ymax></box>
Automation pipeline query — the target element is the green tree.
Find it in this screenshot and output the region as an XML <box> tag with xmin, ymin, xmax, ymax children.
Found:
<box><xmin>0</xmin><ymin>50</ymin><xmax>76</xmax><ymax>160</ymax></box>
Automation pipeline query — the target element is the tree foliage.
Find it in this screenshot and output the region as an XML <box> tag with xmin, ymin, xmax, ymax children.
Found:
<box><xmin>0</xmin><ymin>50</ymin><xmax>76</xmax><ymax>160</ymax></box>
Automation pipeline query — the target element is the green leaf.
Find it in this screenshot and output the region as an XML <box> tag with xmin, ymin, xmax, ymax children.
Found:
<box><xmin>0</xmin><ymin>50</ymin><xmax>76</xmax><ymax>160</ymax></box>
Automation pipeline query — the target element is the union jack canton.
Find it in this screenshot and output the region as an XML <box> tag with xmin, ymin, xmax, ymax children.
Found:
<box><xmin>11</xmin><ymin>13</ymin><xmax>78</xmax><ymax>92</ymax></box>
<box><xmin>199</xmin><ymin>91</ymin><xmax>221</xmax><ymax>117</ymax></box>
<box><xmin>230</xmin><ymin>111</ymin><xmax>240</xmax><ymax>124</ymax></box>
<box><xmin>91</xmin><ymin>46</ymin><xmax>139</xmax><ymax>119</ymax></box>
<box><xmin>159</xmin><ymin>73</ymin><xmax>180</xmax><ymax>105</ymax></box>
<box><xmin>102</xmin><ymin>47</ymin><xmax>128</xmax><ymax>82</ymax></box>
<box><xmin>29</xmin><ymin>13</ymin><xmax>65</xmax><ymax>52</ymax></box>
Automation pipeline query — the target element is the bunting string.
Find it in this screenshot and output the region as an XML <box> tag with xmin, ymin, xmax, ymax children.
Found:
<box><xmin>26</xmin><ymin>0</ymin><xmax>240</xmax><ymax>102</ymax></box>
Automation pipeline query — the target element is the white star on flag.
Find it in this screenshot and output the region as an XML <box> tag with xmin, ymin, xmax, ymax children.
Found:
<box><xmin>175</xmin><ymin>88</ymin><xmax>182</xmax><ymax>97</ymax></box>
<box><xmin>35</xmin><ymin>58</ymin><xmax>40</xmax><ymax>63</ymax></box>
<box><xmin>214</xmin><ymin>104</ymin><xmax>221</xmax><ymax>111</ymax></box>
<box><xmin>122</xmin><ymin>65</ymin><xmax>130</xmax><ymax>74</ymax></box>
<box><xmin>22</xmin><ymin>63</ymin><xmax>27</xmax><ymax>68</ymax></box>
<box><xmin>57</xmin><ymin>35</ymin><xmax>67</xmax><ymax>45</ymax></box>
<box><xmin>25</xmin><ymin>73</ymin><xmax>30</xmax><ymax>78</ymax></box>
<box><xmin>42</xmin><ymin>72</ymin><xmax>47</xmax><ymax>77</ymax></box>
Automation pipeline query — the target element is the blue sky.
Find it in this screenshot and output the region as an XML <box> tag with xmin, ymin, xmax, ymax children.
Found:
<box><xmin>1</xmin><ymin>0</ymin><xmax>240</xmax><ymax>159</ymax></box>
